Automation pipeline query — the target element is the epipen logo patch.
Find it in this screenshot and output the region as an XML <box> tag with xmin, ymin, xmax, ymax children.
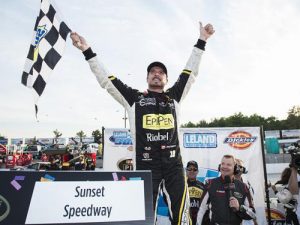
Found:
<box><xmin>224</xmin><ymin>131</ymin><xmax>257</xmax><ymax>150</ymax></box>
<box><xmin>143</xmin><ymin>114</ymin><xmax>174</xmax><ymax>130</ymax></box>
<box><xmin>188</xmin><ymin>186</ymin><xmax>203</xmax><ymax>198</ymax></box>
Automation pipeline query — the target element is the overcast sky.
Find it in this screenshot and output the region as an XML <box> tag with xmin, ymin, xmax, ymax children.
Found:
<box><xmin>1</xmin><ymin>0</ymin><xmax>300</xmax><ymax>138</ymax></box>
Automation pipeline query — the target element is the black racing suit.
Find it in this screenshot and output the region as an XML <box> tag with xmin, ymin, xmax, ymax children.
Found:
<box><xmin>197</xmin><ymin>177</ymin><xmax>256</xmax><ymax>225</ymax></box>
<box><xmin>187</xmin><ymin>179</ymin><xmax>210</xmax><ymax>225</ymax></box>
<box><xmin>83</xmin><ymin>39</ymin><xmax>206</xmax><ymax>225</ymax></box>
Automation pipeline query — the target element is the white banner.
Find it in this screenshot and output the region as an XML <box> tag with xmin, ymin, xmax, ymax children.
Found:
<box><xmin>25</xmin><ymin>180</ymin><xmax>145</xmax><ymax>224</ymax></box>
<box><xmin>180</xmin><ymin>127</ymin><xmax>266</xmax><ymax>225</ymax></box>
<box><xmin>103</xmin><ymin>128</ymin><xmax>134</xmax><ymax>171</ymax></box>
<box><xmin>103</xmin><ymin>127</ymin><xmax>267</xmax><ymax>224</ymax></box>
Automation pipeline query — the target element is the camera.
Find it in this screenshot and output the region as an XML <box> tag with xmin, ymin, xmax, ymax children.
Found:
<box><xmin>288</xmin><ymin>141</ymin><xmax>300</xmax><ymax>170</ymax></box>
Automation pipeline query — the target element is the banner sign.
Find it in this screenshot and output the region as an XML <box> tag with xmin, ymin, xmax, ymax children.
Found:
<box><xmin>0</xmin><ymin>171</ymin><xmax>153</xmax><ymax>225</ymax></box>
<box><xmin>103</xmin><ymin>127</ymin><xmax>267</xmax><ymax>225</ymax></box>
<box><xmin>180</xmin><ymin>127</ymin><xmax>266</xmax><ymax>225</ymax></box>
<box><xmin>103</xmin><ymin>129</ymin><xmax>134</xmax><ymax>171</ymax></box>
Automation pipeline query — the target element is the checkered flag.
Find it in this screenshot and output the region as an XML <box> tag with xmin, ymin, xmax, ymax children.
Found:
<box><xmin>22</xmin><ymin>0</ymin><xmax>71</xmax><ymax>117</ymax></box>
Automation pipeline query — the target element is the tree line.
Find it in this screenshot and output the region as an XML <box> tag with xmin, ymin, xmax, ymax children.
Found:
<box><xmin>181</xmin><ymin>105</ymin><xmax>300</xmax><ymax>130</ymax></box>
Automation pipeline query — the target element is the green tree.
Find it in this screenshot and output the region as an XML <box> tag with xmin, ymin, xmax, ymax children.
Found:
<box><xmin>284</xmin><ymin>105</ymin><xmax>300</xmax><ymax>129</ymax></box>
<box><xmin>181</xmin><ymin>106</ymin><xmax>300</xmax><ymax>130</ymax></box>
<box><xmin>288</xmin><ymin>105</ymin><xmax>300</xmax><ymax>117</ymax></box>
<box><xmin>76</xmin><ymin>130</ymin><xmax>86</xmax><ymax>143</ymax></box>
<box><xmin>53</xmin><ymin>129</ymin><xmax>62</xmax><ymax>144</ymax></box>
<box><xmin>92</xmin><ymin>129</ymin><xmax>102</xmax><ymax>144</ymax></box>
<box><xmin>32</xmin><ymin>136</ymin><xmax>37</xmax><ymax>145</ymax></box>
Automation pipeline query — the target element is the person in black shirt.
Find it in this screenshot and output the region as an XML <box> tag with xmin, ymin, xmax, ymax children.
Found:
<box><xmin>186</xmin><ymin>160</ymin><xmax>210</xmax><ymax>225</ymax></box>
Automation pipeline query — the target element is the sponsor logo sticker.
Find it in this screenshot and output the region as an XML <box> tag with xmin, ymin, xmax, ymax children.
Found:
<box><xmin>183</xmin><ymin>133</ymin><xmax>217</xmax><ymax>148</ymax></box>
<box><xmin>224</xmin><ymin>131</ymin><xmax>257</xmax><ymax>150</ymax></box>
<box><xmin>146</xmin><ymin>132</ymin><xmax>169</xmax><ymax>142</ymax></box>
<box><xmin>143</xmin><ymin>114</ymin><xmax>174</xmax><ymax>130</ymax></box>
<box><xmin>139</xmin><ymin>98</ymin><xmax>156</xmax><ymax>107</ymax></box>
<box><xmin>116</xmin><ymin>158</ymin><xmax>133</xmax><ymax>170</ymax></box>
<box><xmin>188</xmin><ymin>187</ymin><xmax>203</xmax><ymax>198</ymax></box>
<box><xmin>109</xmin><ymin>131</ymin><xmax>132</xmax><ymax>145</ymax></box>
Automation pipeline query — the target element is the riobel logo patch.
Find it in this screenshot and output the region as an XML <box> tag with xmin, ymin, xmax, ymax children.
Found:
<box><xmin>143</xmin><ymin>114</ymin><xmax>175</xmax><ymax>130</ymax></box>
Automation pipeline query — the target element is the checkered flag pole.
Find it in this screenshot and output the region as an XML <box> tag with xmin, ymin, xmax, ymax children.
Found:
<box><xmin>21</xmin><ymin>0</ymin><xmax>71</xmax><ymax>118</ymax></box>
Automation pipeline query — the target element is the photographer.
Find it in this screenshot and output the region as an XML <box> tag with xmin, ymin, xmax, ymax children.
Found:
<box><xmin>287</xmin><ymin>141</ymin><xmax>300</xmax><ymax>224</ymax></box>
<box><xmin>270</xmin><ymin>167</ymin><xmax>299</xmax><ymax>225</ymax></box>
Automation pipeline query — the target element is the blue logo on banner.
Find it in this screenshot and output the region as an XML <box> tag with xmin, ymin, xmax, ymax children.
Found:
<box><xmin>109</xmin><ymin>131</ymin><xmax>132</xmax><ymax>145</ymax></box>
<box><xmin>183</xmin><ymin>133</ymin><xmax>217</xmax><ymax>148</ymax></box>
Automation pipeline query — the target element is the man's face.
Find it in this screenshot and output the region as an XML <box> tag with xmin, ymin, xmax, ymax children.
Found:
<box><xmin>147</xmin><ymin>66</ymin><xmax>168</xmax><ymax>89</ymax></box>
<box><xmin>220</xmin><ymin>157</ymin><xmax>235</xmax><ymax>177</ymax></box>
<box><xmin>186</xmin><ymin>165</ymin><xmax>198</xmax><ymax>180</ymax></box>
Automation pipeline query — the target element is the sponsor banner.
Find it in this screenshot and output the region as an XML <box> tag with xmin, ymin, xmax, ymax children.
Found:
<box><xmin>26</xmin><ymin>181</ymin><xmax>145</xmax><ymax>224</ymax></box>
<box><xmin>103</xmin><ymin>128</ymin><xmax>134</xmax><ymax>171</ymax></box>
<box><xmin>180</xmin><ymin>127</ymin><xmax>266</xmax><ymax>225</ymax></box>
<box><xmin>0</xmin><ymin>171</ymin><xmax>153</xmax><ymax>225</ymax></box>
<box><xmin>103</xmin><ymin>127</ymin><xmax>266</xmax><ymax>224</ymax></box>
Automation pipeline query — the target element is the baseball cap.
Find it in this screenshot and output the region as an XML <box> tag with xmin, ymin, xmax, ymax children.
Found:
<box><xmin>147</xmin><ymin>61</ymin><xmax>167</xmax><ymax>76</ymax></box>
<box><xmin>187</xmin><ymin>160</ymin><xmax>198</xmax><ymax>170</ymax></box>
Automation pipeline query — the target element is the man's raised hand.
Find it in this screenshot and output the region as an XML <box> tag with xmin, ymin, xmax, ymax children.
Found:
<box><xmin>199</xmin><ymin>22</ymin><xmax>215</xmax><ymax>41</ymax></box>
<box><xmin>70</xmin><ymin>32</ymin><xmax>89</xmax><ymax>51</ymax></box>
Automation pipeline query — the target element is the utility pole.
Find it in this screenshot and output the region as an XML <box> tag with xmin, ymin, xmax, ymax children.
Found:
<box><xmin>123</xmin><ymin>108</ymin><xmax>128</xmax><ymax>128</ymax></box>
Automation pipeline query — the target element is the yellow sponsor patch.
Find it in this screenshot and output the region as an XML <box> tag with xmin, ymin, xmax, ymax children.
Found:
<box><xmin>33</xmin><ymin>47</ymin><xmax>39</xmax><ymax>62</ymax></box>
<box><xmin>188</xmin><ymin>186</ymin><xmax>203</xmax><ymax>198</ymax></box>
<box><xmin>143</xmin><ymin>114</ymin><xmax>174</xmax><ymax>130</ymax></box>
